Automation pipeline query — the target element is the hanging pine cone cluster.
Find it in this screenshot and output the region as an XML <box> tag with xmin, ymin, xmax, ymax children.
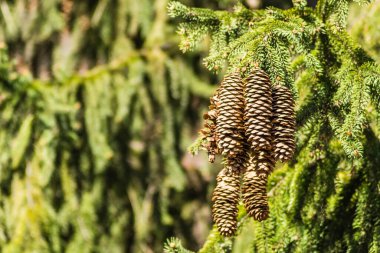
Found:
<box><xmin>197</xmin><ymin>68</ymin><xmax>296</xmax><ymax>237</ymax></box>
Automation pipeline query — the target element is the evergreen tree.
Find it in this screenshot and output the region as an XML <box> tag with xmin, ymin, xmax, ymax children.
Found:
<box><xmin>166</xmin><ymin>0</ymin><xmax>380</xmax><ymax>252</ymax></box>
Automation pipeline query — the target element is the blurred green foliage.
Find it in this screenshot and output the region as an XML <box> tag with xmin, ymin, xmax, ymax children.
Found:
<box><xmin>349</xmin><ymin>1</ymin><xmax>380</xmax><ymax>63</ymax></box>
<box><xmin>0</xmin><ymin>0</ymin><xmax>236</xmax><ymax>252</ymax></box>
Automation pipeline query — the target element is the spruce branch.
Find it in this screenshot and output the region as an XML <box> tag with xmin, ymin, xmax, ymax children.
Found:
<box><xmin>167</xmin><ymin>2</ymin><xmax>220</xmax><ymax>25</ymax></box>
<box><xmin>164</xmin><ymin>237</ymin><xmax>195</xmax><ymax>253</ymax></box>
<box><xmin>171</xmin><ymin>0</ymin><xmax>380</xmax><ymax>251</ymax></box>
<box><xmin>19</xmin><ymin>51</ymin><xmax>141</xmax><ymax>94</ymax></box>
<box><xmin>292</xmin><ymin>0</ymin><xmax>308</xmax><ymax>9</ymax></box>
<box><xmin>188</xmin><ymin>137</ymin><xmax>206</xmax><ymax>156</ymax></box>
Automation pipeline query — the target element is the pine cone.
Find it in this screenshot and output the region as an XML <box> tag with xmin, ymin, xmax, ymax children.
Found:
<box><xmin>212</xmin><ymin>155</ymin><xmax>247</xmax><ymax>236</ymax></box>
<box><xmin>244</xmin><ymin>69</ymin><xmax>273</xmax><ymax>151</ymax></box>
<box><xmin>272</xmin><ymin>85</ymin><xmax>296</xmax><ymax>162</ymax></box>
<box><xmin>212</xmin><ymin>168</ymin><xmax>240</xmax><ymax>237</ymax></box>
<box><xmin>242</xmin><ymin>152</ymin><xmax>274</xmax><ymax>221</ymax></box>
<box><xmin>216</xmin><ymin>73</ymin><xmax>246</xmax><ymax>158</ymax></box>
<box><xmin>200</xmin><ymin>90</ymin><xmax>220</xmax><ymax>163</ymax></box>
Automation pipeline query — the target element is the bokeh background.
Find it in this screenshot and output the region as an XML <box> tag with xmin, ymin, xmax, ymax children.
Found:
<box><xmin>0</xmin><ymin>0</ymin><xmax>379</xmax><ymax>252</ymax></box>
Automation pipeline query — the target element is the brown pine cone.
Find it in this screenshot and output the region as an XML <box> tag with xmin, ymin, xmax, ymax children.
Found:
<box><xmin>242</xmin><ymin>152</ymin><xmax>274</xmax><ymax>221</ymax></box>
<box><xmin>212</xmin><ymin>154</ymin><xmax>247</xmax><ymax>237</ymax></box>
<box><xmin>272</xmin><ymin>85</ymin><xmax>296</xmax><ymax>162</ymax></box>
<box><xmin>244</xmin><ymin>69</ymin><xmax>273</xmax><ymax>151</ymax></box>
<box><xmin>216</xmin><ymin>73</ymin><xmax>246</xmax><ymax>158</ymax></box>
<box><xmin>212</xmin><ymin>167</ymin><xmax>240</xmax><ymax>237</ymax></box>
<box><xmin>200</xmin><ymin>90</ymin><xmax>220</xmax><ymax>163</ymax></box>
